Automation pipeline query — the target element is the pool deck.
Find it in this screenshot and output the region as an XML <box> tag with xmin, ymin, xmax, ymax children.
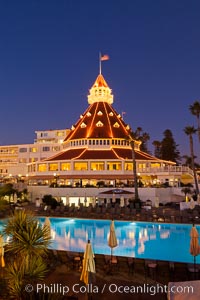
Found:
<box><xmin>1</xmin><ymin>248</ymin><xmax>198</xmax><ymax>300</ymax></box>
<box><xmin>43</xmin><ymin>250</ymin><xmax>197</xmax><ymax>300</ymax></box>
<box><xmin>31</xmin><ymin>201</ymin><xmax>200</xmax><ymax>225</ymax></box>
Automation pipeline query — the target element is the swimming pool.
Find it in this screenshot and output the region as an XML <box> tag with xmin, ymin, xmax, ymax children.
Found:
<box><xmin>1</xmin><ymin>217</ymin><xmax>199</xmax><ymax>264</ymax></box>
<box><xmin>40</xmin><ymin>218</ymin><xmax>199</xmax><ymax>264</ymax></box>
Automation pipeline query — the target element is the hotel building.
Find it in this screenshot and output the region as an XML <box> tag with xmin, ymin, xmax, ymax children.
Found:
<box><xmin>0</xmin><ymin>72</ymin><xmax>194</xmax><ymax>204</ymax></box>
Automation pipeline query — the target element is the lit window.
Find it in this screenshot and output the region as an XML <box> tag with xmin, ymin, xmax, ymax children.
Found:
<box><xmin>29</xmin><ymin>158</ymin><xmax>37</xmax><ymax>162</ymax></box>
<box><xmin>113</xmin><ymin>122</ymin><xmax>120</xmax><ymax>128</ymax></box>
<box><xmin>96</xmin><ymin>121</ymin><xmax>103</xmax><ymax>127</ymax></box>
<box><xmin>125</xmin><ymin>162</ymin><xmax>133</xmax><ymax>171</ymax></box>
<box><xmin>52</xmin><ymin>146</ymin><xmax>60</xmax><ymax>151</ymax></box>
<box><xmin>107</xmin><ymin>162</ymin><xmax>122</xmax><ymax>171</ymax></box>
<box><xmin>30</xmin><ymin>147</ymin><xmax>38</xmax><ymax>153</ymax></box>
<box><xmin>61</xmin><ymin>163</ymin><xmax>71</xmax><ymax>171</ymax></box>
<box><xmin>81</xmin><ymin>122</ymin><xmax>87</xmax><ymax>128</ymax></box>
<box><xmin>38</xmin><ymin>164</ymin><xmax>47</xmax><ymax>172</ymax></box>
<box><xmin>90</xmin><ymin>162</ymin><xmax>105</xmax><ymax>171</ymax></box>
<box><xmin>56</xmin><ymin>131</ymin><xmax>65</xmax><ymax>137</ymax></box>
<box><xmin>74</xmin><ymin>162</ymin><xmax>88</xmax><ymax>171</ymax></box>
<box><xmin>49</xmin><ymin>163</ymin><xmax>58</xmax><ymax>171</ymax></box>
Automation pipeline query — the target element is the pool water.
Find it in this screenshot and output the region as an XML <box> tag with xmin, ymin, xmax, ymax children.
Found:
<box><xmin>39</xmin><ymin>217</ymin><xmax>199</xmax><ymax>264</ymax></box>
<box><xmin>0</xmin><ymin>217</ymin><xmax>199</xmax><ymax>264</ymax></box>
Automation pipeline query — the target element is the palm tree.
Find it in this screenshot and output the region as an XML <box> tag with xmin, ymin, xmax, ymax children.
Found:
<box><xmin>184</xmin><ymin>126</ymin><xmax>199</xmax><ymax>195</ymax></box>
<box><xmin>182</xmin><ymin>155</ymin><xmax>200</xmax><ymax>169</ymax></box>
<box><xmin>181</xmin><ymin>187</ymin><xmax>193</xmax><ymax>201</ymax></box>
<box><xmin>126</xmin><ymin>131</ymin><xmax>139</xmax><ymax>200</ymax></box>
<box><xmin>3</xmin><ymin>210</ymin><xmax>51</xmax><ymax>299</ymax></box>
<box><xmin>189</xmin><ymin>101</ymin><xmax>200</xmax><ymax>142</ymax></box>
<box><xmin>0</xmin><ymin>183</ymin><xmax>17</xmax><ymax>203</ymax></box>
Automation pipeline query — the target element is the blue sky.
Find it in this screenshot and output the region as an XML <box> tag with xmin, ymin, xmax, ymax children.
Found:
<box><xmin>0</xmin><ymin>0</ymin><xmax>199</xmax><ymax>161</ymax></box>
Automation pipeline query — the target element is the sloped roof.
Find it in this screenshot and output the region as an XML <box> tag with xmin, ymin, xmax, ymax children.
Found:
<box><xmin>44</xmin><ymin>148</ymin><xmax>119</xmax><ymax>161</ymax></box>
<box><xmin>64</xmin><ymin>101</ymin><xmax>130</xmax><ymax>141</ymax></box>
<box><xmin>92</xmin><ymin>74</ymin><xmax>109</xmax><ymax>88</ymax></box>
<box><xmin>44</xmin><ymin>148</ymin><xmax>85</xmax><ymax>161</ymax></box>
<box><xmin>44</xmin><ymin>147</ymin><xmax>169</xmax><ymax>162</ymax></box>
<box><xmin>41</xmin><ymin>73</ymin><xmax>174</xmax><ymax>166</ymax></box>
<box><xmin>113</xmin><ymin>148</ymin><xmax>166</xmax><ymax>161</ymax></box>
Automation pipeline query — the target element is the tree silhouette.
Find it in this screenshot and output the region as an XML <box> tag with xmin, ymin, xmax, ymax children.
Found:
<box><xmin>184</xmin><ymin>126</ymin><xmax>199</xmax><ymax>195</ymax></box>
<box><xmin>160</xmin><ymin>129</ymin><xmax>180</xmax><ymax>163</ymax></box>
<box><xmin>189</xmin><ymin>101</ymin><xmax>200</xmax><ymax>142</ymax></box>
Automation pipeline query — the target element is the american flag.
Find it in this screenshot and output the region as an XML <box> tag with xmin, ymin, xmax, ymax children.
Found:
<box><xmin>101</xmin><ymin>54</ymin><xmax>109</xmax><ymax>61</ymax></box>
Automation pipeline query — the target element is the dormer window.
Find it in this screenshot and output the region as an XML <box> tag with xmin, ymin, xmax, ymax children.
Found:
<box><xmin>97</xmin><ymin>111</ymin><xmax>103</xmax><ymax>116</ymax></box>
<box><xmin>80</xmin><ymin>115</ymin><xmax>83</xmax><ymax>119</ymax></box>
<box><xmin>113</xmin><ymin>122</ymin><xmax>120</xmax><ymax>128</ymax></box>
<box><xmin>86</xmin><ymin>112</ymin><xmax>91</xmax><ymax>117</ymax></box>
<box><xmin>71</xmin><ymin>125</ymin><xmax>75</xmax><ymax>130</ymax></box>
<box><xmin>96</xmin><ymin>121</ymin><xmax>103</xmax><ymax>127</ymax></box>
<box><xmin>109</xmin><ymin>112</ymin><xmax>113</xmax><ymax>116</ymax></box>
<box><xmin>80</xmin><ymin>122</ymin><xmax>87</xmax><ymax>128</ymax></box>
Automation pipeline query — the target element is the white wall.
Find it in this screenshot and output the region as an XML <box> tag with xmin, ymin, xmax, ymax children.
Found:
<box><xmin>27</xmin><ymin>186</ymin><xmax>184</xmax><ymax>206</ymax></box>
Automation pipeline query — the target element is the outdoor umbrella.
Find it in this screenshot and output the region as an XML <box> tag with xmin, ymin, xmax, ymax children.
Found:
<box><xmin>80</xmin><ymin>240</ymin><xmax>96</xmax><ymax>285</ymax></box>
<box><xmin>120</xmin><ymin>196</ymin><xmax>124</xmax><ymax>207</ymax></box>
<box><xmin>197</xmin><ymin>194</ymin><xmax>200</xmax><ymax>205</ymax></box>
<box><xmin>0</xmin><ymin>235</ymin><xmax>5</xmax><ymax>268</ymax></box>
<box><xmin>189</xmin><ymin>199</ymin><xmax>195</xmax><ymax>210</ymax></box>
<box><xmin>43</xmin><ymin>217</ymin><xmax>51</xmax><ymax>239</ymax></box>
<box><xmin>190</xmin><ymin>225</ymin><xmax>200</xmax><ymax>272</ymax></box>
<box><xmin>108</xmin><ymin>220</ymin><xmax>118</xmax><ymax>260</ymax></box>
<box><xmin>92</xmin><ymin>197</ymin><xmax>96</xmax><ymax>208</ymax></box>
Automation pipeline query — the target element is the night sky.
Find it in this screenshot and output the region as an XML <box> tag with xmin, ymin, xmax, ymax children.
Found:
<box><xmin>0</xmin><ymin>0</ymin><xmax>199</xmax><ymax>161</ymax></box>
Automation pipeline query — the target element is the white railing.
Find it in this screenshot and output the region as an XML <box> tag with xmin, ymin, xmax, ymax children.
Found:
<box><xmin>137</xmin><ymin>166</ymin><xmax>193</xmax><ymax>176</ymax></box>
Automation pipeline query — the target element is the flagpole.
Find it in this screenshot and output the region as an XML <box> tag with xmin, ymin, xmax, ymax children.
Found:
<box><xmin>99</xmin><ymin>52</ymin><xmax>102</xmax><ymax>74</ymax></box>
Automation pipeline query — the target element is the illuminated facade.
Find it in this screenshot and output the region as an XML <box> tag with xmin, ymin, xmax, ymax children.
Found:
<box><xmin>0</xmin><ymin>129</ymin><xmax>69</xmax><ymax>180</ymax></box>
<box><xmin>27</xmin><ymin>73</ymin><xmax>193</xmax><ymax>188</ymax></box>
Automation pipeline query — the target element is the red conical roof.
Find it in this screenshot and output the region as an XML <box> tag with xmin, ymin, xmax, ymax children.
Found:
<box><xmin>64</xmin><ymin>101</ymin><xmax>130</xmax><ymax>141</ymax></box>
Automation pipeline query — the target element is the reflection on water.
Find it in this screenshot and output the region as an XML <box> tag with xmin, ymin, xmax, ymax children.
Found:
<box><xmin>1</xmin><ymin>218</ymin><xmax>199</xmax><ymax>264</ymax></box>
<box><xmin>37</xmin><ymin>217</ymin><xmax>200</xmax><ymax>264</ymax></box>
